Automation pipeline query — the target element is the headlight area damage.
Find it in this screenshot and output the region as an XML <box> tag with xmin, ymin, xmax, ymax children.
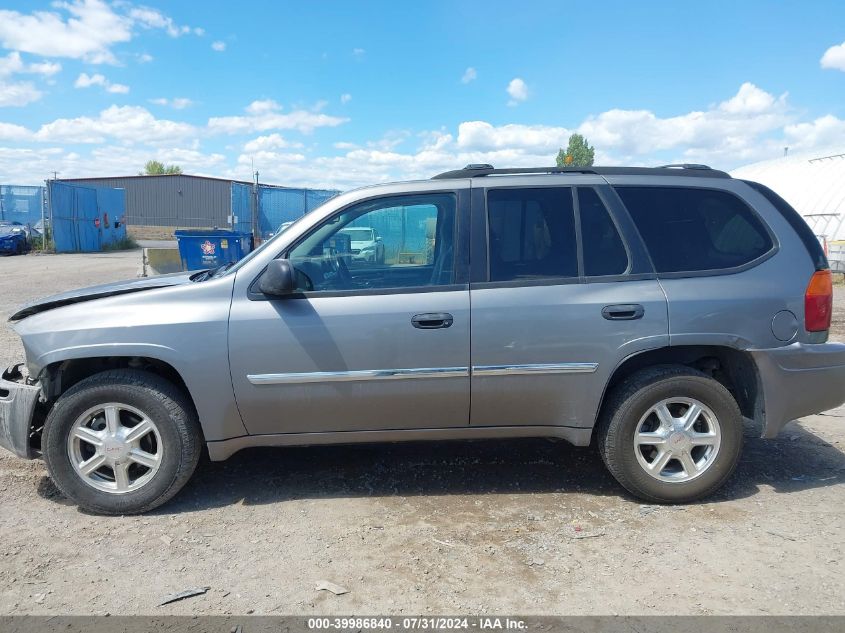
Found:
<box><xmin>0</xmin><ymin>364</ymin><xmax>43</xmax><ymax>459</ymax></box>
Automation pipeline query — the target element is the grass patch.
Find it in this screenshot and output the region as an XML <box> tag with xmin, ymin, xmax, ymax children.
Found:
<box><xmin>102</xmin><ymin>236</ymin><xmax>140</xmax><ymax>251</ymax></box>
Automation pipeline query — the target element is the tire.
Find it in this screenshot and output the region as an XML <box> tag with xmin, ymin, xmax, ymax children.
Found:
<box><xmin>597</xmin><ymin>365</ymin><xmax>743</xmax><ymax>503</ymax></box>
<box><xmin>42</xmin><ymin>369</ymin><xmax>202</xmax><ymax>515</ymax></box>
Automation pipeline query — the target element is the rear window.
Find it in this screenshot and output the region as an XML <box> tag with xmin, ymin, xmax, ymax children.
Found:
<box><xmin>615</xmin><ymin>186</ymin><xmax>774</xmax><ymax>273</ymax></box>
<box><xmin>487</xmin><ymin>187</ymin><xmax>577</xmax><ymax>281</ymax></box>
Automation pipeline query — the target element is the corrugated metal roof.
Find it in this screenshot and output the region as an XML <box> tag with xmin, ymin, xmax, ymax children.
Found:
<box><xmin>731</xmin><ymin>151</ymin><xmax>845</xmax><ymax>240</ymax></box>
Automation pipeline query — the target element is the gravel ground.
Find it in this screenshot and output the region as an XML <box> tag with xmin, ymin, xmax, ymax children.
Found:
<box><xmin>0</xmin><ymin>251</ymin><xmax>843</xmax><ymax>616</ymax></box>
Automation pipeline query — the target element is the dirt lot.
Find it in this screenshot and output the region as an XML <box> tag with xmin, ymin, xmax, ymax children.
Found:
<box><xmin>0</xmin><ymin>251</ymin><xmax>843</xmax><ymax>616</ymax></box>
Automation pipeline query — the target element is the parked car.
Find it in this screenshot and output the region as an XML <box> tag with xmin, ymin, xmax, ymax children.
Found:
<box><xmin>2</xmin><ymin>164</ymin><xmax>844</xmax><ymax>514</ymax></box>
<box><xmin>339</xmin><ymin>226</ymin><xmax>385</xmax><ymax>263</ymax></box>
<box><xmin>0</xmin><ymin>221</ymin><xmax>30</xmax><ymax>255</ymax></box>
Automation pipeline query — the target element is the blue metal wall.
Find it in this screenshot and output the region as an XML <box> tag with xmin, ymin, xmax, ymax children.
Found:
<box><xmin>0</xmin><ymin>185</ymin><xmax>45</xmax><ymax>228</ymax></box>
<box><xmin>231</xmin><ymin>184</ymin><xmax>339</xmax><ymax>238</ymax></box>
<box><xmin>49</xmin><ymin>181</ymin><xmax>127</xmax><ymax>252</ymax></box>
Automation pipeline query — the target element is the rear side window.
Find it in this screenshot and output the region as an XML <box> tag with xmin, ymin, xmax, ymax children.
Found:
<box><xmin>487</xmin><ymin>187</ymin><xmax>577</xmax><ymax>281</ymax></box>
<box><xmin>579</xmin><ymin>188</ymin><xmax>628</xmax><ymax>276</ymax></box>
<box><xmin>616</xmin><ymin>186</ymin><xmax>774</xmax><ymax>273</ymax></box>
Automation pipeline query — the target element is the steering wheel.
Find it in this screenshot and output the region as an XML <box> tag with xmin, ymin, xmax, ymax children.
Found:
<box><xmin>294</xmin><ymin>266</ymin><xmax>314</xmax><ymax>291</ymax></box>
<box><xmin>327</xmin><ymin>252</ymin><xmax>353</xmax><ymax>287</ymax></box>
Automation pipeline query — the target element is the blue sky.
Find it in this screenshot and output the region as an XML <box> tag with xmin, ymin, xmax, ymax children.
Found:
<box><xmin>0</xmin><ymin>0</ymin><xmax>844</xmax><ymax>188</ymax></box>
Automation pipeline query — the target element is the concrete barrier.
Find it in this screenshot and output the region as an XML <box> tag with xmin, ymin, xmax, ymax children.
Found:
<box><xmin>142</xmin><ymin>247</ymin><xmax>182</xmax><ymax>277</ymax></box>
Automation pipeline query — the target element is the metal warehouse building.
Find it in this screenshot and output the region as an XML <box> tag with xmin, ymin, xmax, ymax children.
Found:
<box><xmin>58</xmin><ymin>174</ymin><xmax>338</xmax><ymax>240</ymax></box>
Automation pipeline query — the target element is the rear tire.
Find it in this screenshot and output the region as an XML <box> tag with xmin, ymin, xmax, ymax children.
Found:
<box><xmin>42</xmin><ymin>369</ymin><xmax>202</xmax><ymax>515</ymax></box>
<box><xmin>597</xmin><ymin>365</ymin><xmax>743</xmax><ymax>503</ymax></box>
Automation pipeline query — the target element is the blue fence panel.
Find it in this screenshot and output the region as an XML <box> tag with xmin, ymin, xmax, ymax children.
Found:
<box><xmin>0</xmin><ymin>185</ymin><xmax>45</xmax><ymax>229</ymax></box>
<box><xmin>258</xmin><ymin>186</ymin><xmax>339</xmax><ymax>238</ymax></box>
<box><xmin>50</xmin><ymin>181</ymin><xmax>126</xmax><ymax>252</ymax></box>
<box><xmin>231</xmin><ymin>182</ymin><xmax>253</xmax><ymax>235</ymax></box>
<box><xmin>95</xmin><ymin>187</ymin><xmax>127</xmax><ymax>247</ymax></box>
<box><xmin>231</xmin><ymin>183</ymin><xmax>339</xmax><ymax>239</ymax></box>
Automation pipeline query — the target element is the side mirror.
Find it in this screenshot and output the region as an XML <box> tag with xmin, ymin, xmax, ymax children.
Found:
<box><xmin>259</xmin><ymin>259</ymin><xmax>296</xmax><ymax>296</ymax></box>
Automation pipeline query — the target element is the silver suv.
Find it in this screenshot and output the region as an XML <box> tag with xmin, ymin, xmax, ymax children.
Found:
<box><xmin>2</xmin><ymin>164</ymin><xmax>844</xmax><ymax>514</ymax></box>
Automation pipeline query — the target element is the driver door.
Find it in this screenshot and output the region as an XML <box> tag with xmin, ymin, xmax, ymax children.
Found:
<box><xmin>228</xmin><ymin>189</ymin><xmax>471</xmax><ymax>435</ymax></box>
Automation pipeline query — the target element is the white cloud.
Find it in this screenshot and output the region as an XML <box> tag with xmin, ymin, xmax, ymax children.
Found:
<box><xmin>137</xmin><ymin>53</ymin><xmax>153</xmax><ymax>63</ymax></box>
<box><xmin>243</xmin><ymin>133</ymin><xmax>301</xmax><ymax>153</ymax></box>
<box><xmin>506</xmin><ymin>77</ymin><xmax>528</xmax><ymax>105</ymax></box>
<box><xmin>28</xmin><ymin>60</ymin><xmax>62</xmax><ymax>76</ymax></box>
<box><xmin>352</xmin><ymin>48</ymin><xmax>365</xmax><ymax>58</ymax></box>
<box><xmin>461</xmin><ymin>67</ymin><xmax>477</xmax><ymax>84</ymax></box>
<box><xmin>0</xmin><ymin>144</ymin><xmax>227</xmax><ymax>184</ymax></box>
<box><xmin>0</xmin><ymin>52</ymin><xmax>61</xmax><ymax>77</ymax></box>
<box><xmin>0</xmin><ymin>1</ymin><xmax>201</xmax><ymax>65</ymax></box>
<box><xmin>0</xmin><ymin>0</ymin><xmax>132</xmax><ymax>64</ymax></box>
<box><xmin>0</xmin><ymin>81</ymin><xmax>42</xmax><ymax>107</ymax></box>
<box><xmin>0</xmin><ymin>121</ymin><xmax>32</xmax><ymax>141</ymax></box>
<box><xmin>150</xmin><ymin>97</ymin><xmax>194</xmax><ymax>109</ymax></box>
<box><xmin>74</xmin><ymin>72</ymin><xmax>129</xmax><ymax>93</ymax></box>
<box><xmin>211</xmin><ymin>40</ymin><xmax>226</xmax><ymax>52</ymax></box>
<box><xmin>821</xmin><ymin>41</ymin><xmax>845</xmax><ymax>71</ymax></box>
<box><xmin>340</xmin><ymin>93</ymin><xmax>352</xmax><ymax>104</ymax></box>
<box><xmin>128</xmin><ymin>6</ymin><xmax>194</xmax><ymax>38</ymax></box>
<box><xmin>208</xmin><ymin>99</ymin><xmax>348</xmax><ymax>135</ymax></box>
<box><xmin>34</xmin><ymin>105</ymin><xmax>196</xmax><ymax>144</ymax></box>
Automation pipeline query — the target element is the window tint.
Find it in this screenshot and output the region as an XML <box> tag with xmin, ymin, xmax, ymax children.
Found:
<box><xmin>287</xmin><ymin>193</ymin><xmax>456</xmax><ymax>291</ymax></box>
<box><xmin>616</xmin><ymin>186</ymin><xmax>773</xmax><ymax>273</ymax></box>
<box><xmin>487</xmin><ymin>187</ymin><xmax>577</xmax><ymax>281</ymax></box>
<box><xmin>579</xmin><ymin>188</ymin><xmax>628</xmax><ymax>276</ymax></box>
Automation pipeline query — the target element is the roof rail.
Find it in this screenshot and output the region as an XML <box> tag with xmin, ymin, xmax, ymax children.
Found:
<box><xmin>657</xmin><ymin>163</ymin><xmax>714</xmax><ymax>170</ymax></box>
<box><xmin>432</xmin><ymin>164</ymin><xmax>731</xmax><ymax>180</ymax></box>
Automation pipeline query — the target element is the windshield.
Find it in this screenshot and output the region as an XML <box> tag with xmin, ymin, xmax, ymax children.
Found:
<box><xmin>340</xmin><ymin>228</ymin><xmax>374</xmax><ymax>241</ymax></box>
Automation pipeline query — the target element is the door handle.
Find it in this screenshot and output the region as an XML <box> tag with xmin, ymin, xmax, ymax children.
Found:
<box><xmin>601</xmin><ymin>304</ymin><xmax>644</xmax><ymax>320</ymax></box>
<box><xmin>411</xmin><ymin>313</ymin><xmax>454</xmax><ymax>329</ymax></box>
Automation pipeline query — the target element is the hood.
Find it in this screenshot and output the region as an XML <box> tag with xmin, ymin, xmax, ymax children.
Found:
<box><xmin>9</xmin><ymin>270</ymin><xmax>200</xmax><ymax>321</ymax></box>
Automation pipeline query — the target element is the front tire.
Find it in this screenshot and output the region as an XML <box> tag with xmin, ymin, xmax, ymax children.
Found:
<box><xmin>42</xmin><ymin>369</ymin><xmax>202</xmax><ymax>515</ymax></box>
<box><xmin>597</xmin><ymin>365</ymin><xmax>743</xmax><ymax>503</ymax></box>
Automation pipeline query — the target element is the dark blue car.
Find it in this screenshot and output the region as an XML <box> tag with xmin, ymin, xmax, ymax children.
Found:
<box><xmin>0</xmin><ymin>221</ymin><xmax>29</xmax><ymax>255</ymax></box>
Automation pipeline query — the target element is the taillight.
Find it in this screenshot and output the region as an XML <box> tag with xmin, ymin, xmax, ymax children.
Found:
<box><xmin>805</xmin><ymin>269</ymin><xmax>832</xmax><ymax>332</ymax></box>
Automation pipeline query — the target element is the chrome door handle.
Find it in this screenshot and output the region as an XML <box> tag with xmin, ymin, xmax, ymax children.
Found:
<box><xmin>411</xmin><ymin>313</ymin><xmax>454</xmax><ymax>329</ymax></box>
<box><xmin>601</xmin><ymin>304</ymin><xmax>644</xmax><ymax>320</ymax></box>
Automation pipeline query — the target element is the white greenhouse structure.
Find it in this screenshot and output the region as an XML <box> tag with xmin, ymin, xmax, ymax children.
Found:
<box><xmin>731</xmin><ymin>152</ymin><xmax>845</xmax><ymax>271</ymax></box>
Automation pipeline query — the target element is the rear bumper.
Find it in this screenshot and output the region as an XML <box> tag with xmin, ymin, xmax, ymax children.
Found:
<box><xmin>0</xmin><ymin>364</ymin><xmax>41</xmax><ymax>459</ymax></box>
<box><xmin>750</xmin><ymin>342</ymin><xmax>845</xmax><ymax>437</ymax></box>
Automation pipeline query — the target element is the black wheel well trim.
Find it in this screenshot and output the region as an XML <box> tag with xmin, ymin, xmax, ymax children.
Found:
<box><xmin>33</xmin><ymin>356</ymin><xmax>203</xmax><ymax>452</ymax></box>
<box><xmin>594</xmin><ymin>344</ymin><xmax>763</xmax><ymax>439</ymax></box>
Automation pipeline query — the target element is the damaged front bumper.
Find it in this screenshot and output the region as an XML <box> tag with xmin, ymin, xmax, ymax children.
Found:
<box><xmin>0</xmin><ymin>364</ymin><xmax>41</xmax><ymax>459</ymax></box>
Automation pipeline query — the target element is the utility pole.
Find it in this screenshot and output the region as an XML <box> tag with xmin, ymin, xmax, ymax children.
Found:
<box><xmin>252</xmin><ymin>168</ymin><xmax>260</xmax><ymax>245</ymax></box>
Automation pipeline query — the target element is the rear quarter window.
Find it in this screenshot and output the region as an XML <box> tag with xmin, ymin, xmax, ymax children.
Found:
<box><xmin>615</xmin><ymin>186</ymin><xmax>774</xmax><ymax>274</ymax></box>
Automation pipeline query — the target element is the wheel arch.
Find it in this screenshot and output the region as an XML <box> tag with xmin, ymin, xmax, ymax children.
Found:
<box><xmin>31</xmin><ymin>355</ymin><xmax>202</xmax><ymax>454</ymax></box>
<box><xmin>596</xmin><ymin>345</ymin><xmax>763</xmax><ymax>437</ymax></box>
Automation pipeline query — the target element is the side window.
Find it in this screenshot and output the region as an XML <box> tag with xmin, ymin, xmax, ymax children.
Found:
<box><xmin>487</xmin><ymin>187</ymin><xmax>577</xmax><ymax>282</ymax></box>
<box><xmin>579</xmin><ymin>188</ymin><xmax>628</xmax><ymax>276</ymax></box>
<box><xmin>616</xmin><ymin>186</ymin><xmax>774</xmax><ymax>273</ymax></box>
<box><xmin>287</xmin><ymin>193</ymin><xmax>456</xmax><ymax>291</ymax></box>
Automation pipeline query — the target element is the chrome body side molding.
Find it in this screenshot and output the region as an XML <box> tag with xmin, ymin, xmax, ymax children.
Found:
<box><xmin>247</xmin><ymin>363</ymin><xmax>598</xmax><ymax>385</ymax></box>
<box><xmin>247</xmin><ymin>367</ymin><xmax>469</xmax><ymax>385</ymax></box>
<box><xmin>471</xmin><ymin>363</ymin><xmax>599</xmax><ymax>376</ymax></box>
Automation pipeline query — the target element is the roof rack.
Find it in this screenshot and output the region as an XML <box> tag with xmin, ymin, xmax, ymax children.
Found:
<box><xmin>431</xmin><ymin>164</ymin><xmax>731</xmax><ymax>180</ymax></box>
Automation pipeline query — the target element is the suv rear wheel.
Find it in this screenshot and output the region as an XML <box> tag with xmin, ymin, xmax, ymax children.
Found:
<box><xmin>597</xmin><ymin>365</ymin><xmax>743</xmax><ymax>503</ymax></box>
<box><xmin>42</xmin><ymin>369</ymin><xmax>202</xmax><ymax>515</ymax></box>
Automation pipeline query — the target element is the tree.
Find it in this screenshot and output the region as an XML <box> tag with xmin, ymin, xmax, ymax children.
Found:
<box><xmin>556</xmin><ymin>134</ymin><xmax>595</xmax><ymax>168</ymax></box>
<box><xmin>141</xmin><ymin>160</ymin><xmax>182</xmax><ymax>175</ymax></box>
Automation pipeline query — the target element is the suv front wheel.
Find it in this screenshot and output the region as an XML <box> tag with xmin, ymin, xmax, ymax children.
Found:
<box><xmin>597</xmin><ymin>365</ymin><xmax>743</xmax><ymax>503</ymax></box>
<box><xmin>42</xmin><ymin>369</ymin><xmax>202</xmax><ymax>515</ymax></box>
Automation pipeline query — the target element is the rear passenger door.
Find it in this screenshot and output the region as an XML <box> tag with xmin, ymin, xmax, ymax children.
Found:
<box><xmin>469</xmin><ymin>177</ymin><xmax>669</xmax><ymax>431</ymax></box>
